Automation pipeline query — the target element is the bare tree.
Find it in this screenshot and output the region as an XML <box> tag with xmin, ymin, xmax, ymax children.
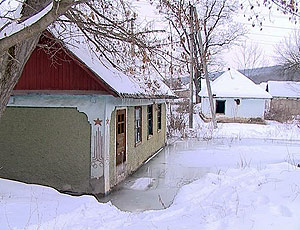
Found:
<box><xmin>193</xmin><ymin>6</ymin><xmax>217</xmax><ymax>129</ymax></box>
<box><xmin>156</xmin><ymin>0</ymin><xmax>245</xmax><ymax>126</ymax></box>
<box><xmin>244</xmin><ymin>0</ymin><xmax>300</xmax><ymax>28</ymax></box>
<box><xmin>0</xmin><ymin>0</ymin><xmax>165</xmax><ymax>119</ymax></box>
<box><xmin>0</xmin><ymin>0</ymin><xmax>76</xmax><ymax>118</ymax></box>
<box><xmin>233</xmin><ymin>41</ymin><xmax>267</xmax><ymax>76</ymax></box>
<box><xmin>275</xmin><ymin>31</ymin><xmax>300</xmax><ymax>71</ymax></box>
<box><xmin>264</xmin><ymin>0</ymin><xmax>300</xmax><ymax>21</ymax></box>
<box><xmin>245</xmin><ymin>0</ymin><xmax>300</xmax><ymax>71</ymax></box>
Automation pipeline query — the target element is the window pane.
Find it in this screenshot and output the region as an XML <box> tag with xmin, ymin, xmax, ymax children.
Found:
<box><xmin>135</xmin><ymin>107</ymin><xmax>142</xmax><ymax>144</ymax></box>
<box><xmin>157</xmin><ymin>104</ymin><xmax>162</xmax><ymax>130</ymax></box>
<box><xmin>136</xmin><ymin>109</ymin><xmax>140</xmax><ymax>119</ymax></box>
<box><xmin>118</xmin><ymin>124</ymin><xmax>121</xmax><ymax>134</ymax></box>
<box><xmin>147</xmin><ymin>105</ymin><xmax>153</xmax><ymax>136</ymax></box>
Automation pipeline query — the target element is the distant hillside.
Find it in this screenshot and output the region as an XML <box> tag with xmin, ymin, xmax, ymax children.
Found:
<box><xmin>165</xmin><ymin>65</ymin><xmax>300</xmax><ymax>89</ymax></box>
<box><xmin>241</xmin><ymin>65</ymin><xmax>300</xmax><ymax>84</ymax></box>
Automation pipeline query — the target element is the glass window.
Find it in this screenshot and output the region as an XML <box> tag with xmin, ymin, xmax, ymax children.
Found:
<box><xmin>157</xmin><ymin>104</ymin><xmax>162</xmax><ymax>131</ymax></box>
<box><xmin>135</xmin><ymin>107</ymin><xmax>142</xmax><ymax>144</ymax></box>
<box><xmin>147</xmin><ymin>105</ymin><xmax>153</xmax><ymax>137</ymax></box>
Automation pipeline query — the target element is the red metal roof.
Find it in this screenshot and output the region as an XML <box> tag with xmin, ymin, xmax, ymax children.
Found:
<box><xmin>14</xmin><ymin>34</ymin><xmax>116</xmax><ymax>96</ymax></box>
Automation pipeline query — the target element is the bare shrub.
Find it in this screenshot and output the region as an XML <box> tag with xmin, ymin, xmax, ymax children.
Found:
<box><xmin>167</xmin><ymin>113</ymin><xmax>186</xmax><ymax>138</ymax></box>
<box><xmin>175</xmin><ymin>100</ymin><xmax>189</xmax><ymax>114</ymax></box>
<box><xmin>265</xmin><ymin>107</ymin><xmax>293</xmax><ymax>123</ymax></box>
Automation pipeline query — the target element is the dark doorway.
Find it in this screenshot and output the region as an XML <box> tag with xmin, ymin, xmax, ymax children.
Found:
<box><xmin>216</xmin><ymin>100</ymin><xmax>225</xmax><ymax>114</ymax></box>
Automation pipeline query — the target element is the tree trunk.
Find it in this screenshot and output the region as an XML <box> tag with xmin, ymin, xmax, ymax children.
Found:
<box><xmin>0</xmin><ymin>36</ymin><xmax>40</xmax><ymax>118</ymax></box>
<box><xmin>193</xmin><ymin>70</ymin><xmax>201</xmax><ymax>104</ymax></box>
<box><xmin>191</xmin><ymin>33</ymin><xmax>201</xmax><ymax>104</ymax></box>
<box><xmin>188</xmin><ymin>4</ymin><xmax>194</xmax><ymax>129</ymax></box>
<box><xmin>193</xmin><ymin>7</ymin><xmax>217</xmax><ymax>129</ymax></box>
<box><xmin>0</xmin><ymin>0</ymin><xmax>74</xmax><ymax>120</ymax></box>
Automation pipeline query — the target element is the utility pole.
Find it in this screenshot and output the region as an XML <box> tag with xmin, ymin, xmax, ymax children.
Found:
<box><xmin>188</xmin><ymin>3</ymin><xmax>194</xmax><ymax>129</ymax></box>
<box><xmin>169</xmin><ymin>22</ymin><xmax>173</xmax><ymax>117</ymax></box>
<box><xmin>169</xmin><ymin>21</ymin><xmax>173</xmax><ymax>90</ymax></box>
<box><xmin>193</xmin><ymin>7</ymin><xmax>217</xmax><ymax>129</ymax></box>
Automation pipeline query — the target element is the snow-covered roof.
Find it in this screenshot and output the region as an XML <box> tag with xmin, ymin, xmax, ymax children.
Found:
<box><xmin>48</xmin><ymin>26</ymin><xmax>174</xmax><ymax>99</ymax></box>
<box><xmin>65</xmin><ymin>43</ymin><xmax>174</xmax><ymax>99</ymax></box>
<box><xmin>199</xmin><ymin>69</ymin><xmax>272</xmax><ymax>99</ymax></box>
<box><xmin>259</xmin><ymin>82</ymin><xmax>267</xmax><ymax>91</ymax></box>
<box><xmin>267</xmin><ymin>81</ymin><xmax>300</xmax><ymax>98</ymax></box>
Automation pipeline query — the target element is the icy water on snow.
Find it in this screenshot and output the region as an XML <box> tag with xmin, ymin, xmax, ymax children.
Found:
<box><xmin>97</xmin><ymin>138</ymin><xmax>300</xmax><ymax>212</ymax></box>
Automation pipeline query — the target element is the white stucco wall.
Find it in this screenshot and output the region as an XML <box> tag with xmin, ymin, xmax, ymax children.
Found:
<box><xmin>201</xmin><ymin>97</ymin><xmax>267</xmax><ymax>119</ymax></box>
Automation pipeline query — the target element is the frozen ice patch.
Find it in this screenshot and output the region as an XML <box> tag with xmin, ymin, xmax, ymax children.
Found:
<box><xmin>130</xmin><ymin>178</ymin><xmax>155</xmax><ymax>190</ymax></box>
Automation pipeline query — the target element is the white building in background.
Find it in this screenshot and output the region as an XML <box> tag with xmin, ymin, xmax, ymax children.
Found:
<box><xmin>199</xmin><ymin>68</ymin><xmax>272</xmax><ymax>119</ymax></box>
<box><xmin>266</xmin><ymin>81</ymin><xmax>300</xmax><ymax>98</ymax></box>
<box><xmin>265</xmin><ymin>81</ymin><xmax>300</xmax><ymax>119</ymax></box>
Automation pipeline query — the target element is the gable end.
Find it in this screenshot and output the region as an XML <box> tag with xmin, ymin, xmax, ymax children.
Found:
<box><xmin>14</xmin><ymin>34</ymin><xmax>117</xmax><ymax>96</ymax></box>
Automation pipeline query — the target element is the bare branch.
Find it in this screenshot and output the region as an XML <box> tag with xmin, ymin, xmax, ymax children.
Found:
<box><xmin>0</xmin><ymin>0</ymin><xmax>75</xmax><ymax>52</ymax></box>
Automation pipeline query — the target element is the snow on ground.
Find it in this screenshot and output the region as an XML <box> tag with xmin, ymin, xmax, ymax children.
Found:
<box><xmin>1</xmin><ymin>121</ymin><xmax>300</xmax><ymax>229</ymax></box>
<box><xmin>191</xmin><ymin>113</ymin><xmax>300</xmax><ymax>141</ymax></box>
<box><xmin>173</xmin><ymin>138</ymin><xmax>300</xmax><ymax>170</ymax></box>
<box><xmin>1</xmin><ymin>163</ymin><xmax>300</xmax><ymax>230</ymax></box>
<box><xmin>171</xmin><ymin>163</ymin><xmax>300</xmax><ymax>230</ymax></box>
<box><xmin>200</xmin><ymin>121</ymin><xmax>300</xmax><ymax>140</ymax></box>
<box><xmin>169</xmin><ymin>107</ymin><xmax>300</xmax><ymax>140</ymax></box>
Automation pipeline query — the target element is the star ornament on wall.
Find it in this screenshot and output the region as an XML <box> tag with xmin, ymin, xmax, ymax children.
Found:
<box><xmin>94</xmin><ymin>118</ymin><xmax>102</xmax><ymax>126</ymax></box>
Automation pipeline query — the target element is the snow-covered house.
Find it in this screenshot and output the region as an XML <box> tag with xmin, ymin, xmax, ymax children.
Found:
<box><xmin>0</xmin><ymin>32</ymin><xmax>174</xmax><ymax>195</ymax></box>
<box><xmin>199</xmin><ymin>69</ymin><xmax>272</xmax><ymax>120</ymax></box>
<box><xmin>266</xmin><ymin>81</ymin><xmax>300</xmax><ymax>118</ymax></box>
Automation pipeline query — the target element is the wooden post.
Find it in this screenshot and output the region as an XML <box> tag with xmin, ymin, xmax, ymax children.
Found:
<box><xmin>193</xmin><ymin>7</ymin><xmax>217</xmax><ymax>129</ymax></box>
<box><xmin>169</xmin><ymin>21</ymin><xmax>173</xmax><ymax>90</ymax></box>
<box><xmin>188</xmin><ymin>4</ymin><xmax>194</xmax><ymax>129</ymax></box>
<box><xmin>169</xmin><ymin>22</ymin><xmax>173</xmax><ymax>117</ymax></box>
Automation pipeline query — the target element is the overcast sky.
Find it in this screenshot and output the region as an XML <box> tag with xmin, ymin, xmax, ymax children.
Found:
<box><xmin>2</xmin><ymin>0</ymin><xmax>298</xmax><ymax>71</ymax></box>
<box><xmin>225</xmin><ymin>4</ymin><xmax>299</xmax><ymax>69</ymax></box>
<box><xmin>134</xmin><ymin>0</ymin><xmax>299</xmax><ymax>70</ymax></box>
